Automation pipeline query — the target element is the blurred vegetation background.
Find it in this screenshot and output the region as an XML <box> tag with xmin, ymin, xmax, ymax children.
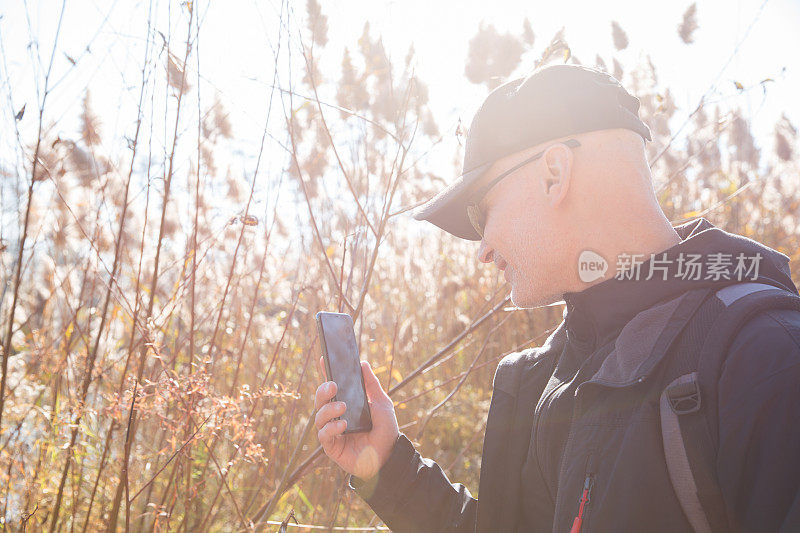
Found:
<box><xmin>0</xmin><ymin>1</ymin><xmax>798</xmax><ymax>531</ymax></box>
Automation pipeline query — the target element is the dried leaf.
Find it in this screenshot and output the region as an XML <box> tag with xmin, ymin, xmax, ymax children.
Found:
<box><xmin>239</xmin><ymin>214</ymin><xmax>259</xmax><ymax>226</ymax></box>
<box><xmin>678</xmin><ymin>3</ymin><xmax>698</xmax><ymax>44</ymax></box>
<box><xmin>464</xmin><ymin>23</ymin><xmax>525</xmax><ymax>89</ymax></box>
<box><xmin>775</xmin><ymin>131</ymin><xmax>792</xmax><ymax>161</ymax></box>
<box><xmin>613</xmin><ymin>58</ymin><xmax>624</xmax><ymax>81</ymax></box>
<box><xmin>522</xmin><ymin>18</ymin><xmax>535</xmax><ymax>46</ymax></box>
<box><xmin>81</xmin><ymin>91</ymin><xmax>101</xmax><ymax>146</ymax></box>
<box><xmin>166</xmin><ymin>53</ymin><xmax>191</xmax><ymax>93</ymax></box>
<box><xmin>595</xmin><ymin>55</ymin><xmax>607</xmax><ymax>72</ymax></box>
<box><xmin>306</xmin><ymin>0</ymin><xmax>329</xmax><ymax>47</ymax></box>
<box><xmin>611</xmin><ymin>21</ymin><xmax>629</xmax><ymax>51</ymax></box>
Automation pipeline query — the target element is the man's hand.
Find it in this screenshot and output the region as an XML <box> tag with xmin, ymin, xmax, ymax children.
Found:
<box><xmin>314</xmin><ymin>358</ymin><xmax>400</xmax><ymax>481</ymax></box>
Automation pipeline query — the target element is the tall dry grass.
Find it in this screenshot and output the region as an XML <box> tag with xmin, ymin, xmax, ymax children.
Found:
<box><xmin>0</xmin><ymin>2</ymin><xmax>798</xmax><ymax>531</ymax></box>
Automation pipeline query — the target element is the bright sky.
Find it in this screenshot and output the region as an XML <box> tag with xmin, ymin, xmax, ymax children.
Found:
<box><xmin>343</xmin><ymin>0</ymin><xmax>800</xmax><ymax>141</ymax></box>
<box><xmin>1</xmin><ymin>0</ymin><xmax>798</xmax><ymax>223</ymax></box>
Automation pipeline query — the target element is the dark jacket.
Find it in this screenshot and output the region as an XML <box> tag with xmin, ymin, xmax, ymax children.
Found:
<box><xmin>350</xmin><ymin>219</ymin><xmax>800</xmax><ymax>532</ymax></box>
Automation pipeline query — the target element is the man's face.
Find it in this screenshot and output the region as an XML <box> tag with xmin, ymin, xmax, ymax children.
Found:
<box><xmin>474</xmin><ymin>146</ymin><xmax>572</xmax><ymax>308</ymax></box>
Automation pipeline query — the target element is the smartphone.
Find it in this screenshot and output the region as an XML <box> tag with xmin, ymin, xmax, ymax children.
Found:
<box><xmin>315</xmin><ymin>312</ymin><xmax>372</xmax><ymax>433</ymax></box>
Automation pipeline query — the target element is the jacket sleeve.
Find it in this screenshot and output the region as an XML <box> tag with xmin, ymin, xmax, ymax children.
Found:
<box><xmin>716</xmin><ymin>308</ymin><xmax>800</xmax><ymax>532</ymax></box>
<box><xmin>349</xmin><ymin>433</ymin><xmax>477</xmax><ymax>533</ymax></box>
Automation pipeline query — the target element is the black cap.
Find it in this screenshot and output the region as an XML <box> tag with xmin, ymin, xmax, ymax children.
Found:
<box><xmin>413</xmin><ymin>64</ymin><xmax>652</xmax><ymax>241</ymax></box>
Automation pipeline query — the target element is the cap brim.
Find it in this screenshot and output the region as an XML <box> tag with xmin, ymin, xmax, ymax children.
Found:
<box><xmin>412</xmin><ymin>161</ymin><xmax>493</xmax><ymax>241</ymax></box>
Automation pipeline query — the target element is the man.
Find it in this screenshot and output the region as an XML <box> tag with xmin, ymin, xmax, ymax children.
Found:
<box><xmin>314</xmin><ymin>65</ymin><xmax>800</xmax><ymax>531</ymax></box>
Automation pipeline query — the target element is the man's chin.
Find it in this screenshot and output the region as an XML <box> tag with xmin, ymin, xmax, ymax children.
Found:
<box><xmin>509</xmin><ymin>286</ymin><xmax>536</xmax><ymax>309</ymax></box>
<box><xmin>510</xmin><ymin>284</ymin><xmax>560</xmax><ymax>309</ymax></box>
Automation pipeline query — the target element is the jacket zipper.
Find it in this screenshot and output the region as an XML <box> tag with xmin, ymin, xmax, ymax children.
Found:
<box><xmin>569</xmin><ymin>471</ymin><xmax>595</xmax><ymax>533</ymax></box>
<box><xmin>556</xmin><ymin>355</ymin><xmax>648</xmax><ymax>487</ymax></box>
<box><xmin>557</xmin><ymin>383</ymin><xmax>593</xmax><ymax>533</ymax></box>
<box><xmin>551</xmin><ymin>340</ymin><xmax>644</xmax><ymax>530</ymax></box>
<box><xmin>556</xmin><ymin>382</ymin><xmax>586</xmax><ymax>501</ymax></box>
<box><xmin>570</xmin><ymin>452</ymin><xmax>596</xmax><ymax>533</ymax></box>
<box><xmin>558</xmin><ymin>377</ymin><xmax>646</xmax><ymax>532</ymax></box>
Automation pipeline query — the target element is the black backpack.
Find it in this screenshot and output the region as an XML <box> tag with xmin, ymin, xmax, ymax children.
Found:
<box><xmin>658</xmin><ymin>281</ymin><xmax>800</xmax><ymax>532</ymax></box>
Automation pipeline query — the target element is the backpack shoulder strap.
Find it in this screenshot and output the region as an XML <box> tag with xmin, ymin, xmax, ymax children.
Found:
<box><xmin>660</xmin><ymin>282</ymin><xmax>800</xmax><ymax>533</ymax></box>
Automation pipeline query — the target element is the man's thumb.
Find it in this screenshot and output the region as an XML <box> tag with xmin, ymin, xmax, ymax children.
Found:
<box><xmin>361</xmin><ymin>361</ymin><xmax>390</xmax><ymax>402</ymax></box>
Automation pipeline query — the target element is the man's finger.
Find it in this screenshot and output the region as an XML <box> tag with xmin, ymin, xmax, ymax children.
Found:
<box><xmin>315</xmin><ymin>401</ymin><xmax>345</xmax><ymax>430</ymax></box>
<box><xmin>318</xmin><ymin>419</ymin><xmax>347</xmax><ymax>450</ymax></box>
<box><xmin>314</xmin><ymin>381</ymin><xmax>337</xmax><ymax>411</ymax></box>
<box><xmin>361</xmin><ymin>361</ymin><xmax>390</xmax><ymax>403</ymax></box>
<box><xmin>317</xmin><ymin>356</ymin><xmax>327</xmax><ymax>380</ymax></box>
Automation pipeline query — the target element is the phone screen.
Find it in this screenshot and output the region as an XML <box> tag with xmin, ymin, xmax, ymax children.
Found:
<box><xmin>316</xmin><ymin>312</ymin><xmax>372</xmax><ymax>433</ymax></box>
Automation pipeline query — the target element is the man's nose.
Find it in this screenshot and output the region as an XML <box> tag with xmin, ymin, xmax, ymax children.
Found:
<box><xmin>476</xmin><ymin>240</ymin><xmax>494</xmax><ymax>264</ymax></box>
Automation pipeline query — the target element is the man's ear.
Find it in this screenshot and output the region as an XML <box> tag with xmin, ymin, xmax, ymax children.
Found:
<box><xmin>540</xmin><ymin>143</ymin><xmax>574</xmax><ymax>206</ymax></box>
